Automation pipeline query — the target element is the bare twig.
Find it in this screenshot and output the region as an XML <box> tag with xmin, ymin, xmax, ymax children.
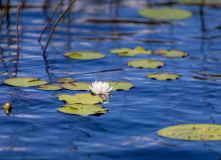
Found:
<box><xmin>43</xmin><ymin>0</ymin><xmax>77</xmax><ymax>56</ymax></box>
<box><xmin>15</xmin><ymin>5</ymin><xmax>20</xmax><ymax>77</ymax></box>
<box><xmin>38</xmin><ymin>0</ymin><xmax>62</xmax><ymax>42</ymax></box>
<box><xmin>16</xmin><ymin>6</ymin><xmax>20</xmax><ymax>54</ymax></box>
<box><xmin>0</xmin><ymin>0</ymin><xmax>10</xmax><ymax>30</ymax></box>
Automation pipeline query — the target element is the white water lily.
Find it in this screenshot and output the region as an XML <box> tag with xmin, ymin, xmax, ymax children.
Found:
<box><xmin>89</xmin><ymin>81</ymin><xmax>113</xmax><ymax>95</ymax></box>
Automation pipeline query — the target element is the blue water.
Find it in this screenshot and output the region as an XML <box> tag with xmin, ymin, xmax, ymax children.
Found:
<box><xmin>1</xmin><ymin>0</ymin><xmax>221</xmax><ymax>159</ymax></box>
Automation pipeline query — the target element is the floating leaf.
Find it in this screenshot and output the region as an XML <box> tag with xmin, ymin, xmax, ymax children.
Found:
<box><xmin>57</xmin><ymin>104</ymin><xmax>107</xmax><ymax>116</ymax></box>
<box><xmin>139</xmin><ymin>8</ymin><xmax>192</xmax><ymax>20</ymax></box>
<box><xmin>105</xmin><ymin>81</ymin><xmax>134</xmax><ymax>91</ymax></box>
<box><xmin>157</xmin><ymin>124</ymin><xmax>221</xmax><ymax>141</ymax></box>
<box><xmin>58</xmin><ymin>93</ymin><xmax>103</xmax><ymax>104</ymax></box>
<box><xmin>56</xmin><ymin>78</ymin><xmax>76</xmax><ymax>83</ymax></box>
<box><xmin>3</xmin><ymin>77</ymin><xmax>48</xmax><ymax>87</ymax></box>
<box><xmin>178</xmin><ymin>0</ymin><xmax>221</xmax><ymax>5</ymax></box>
<box><xmin>154</xmin><ymin>49</ymin><xmax>188</xmax><ymax>58</ymax></box>
<box><xmin>146</xmin><ymin>73</ymin><xmax>180</xmax><ymax>80</ymax></box>
<box><xmin>127</xmin><ymin>59</ymin><xmax>165</xmax><ymax>69</ymax></box>
<box><xmin>61</xmin><ymin>82</ymin><xmax>91</xmax><ymax>91</ymax></box>
<box><xmin>110</xmin><ymin>46</ymin><xmax>151</xmax><ymax>56</ymax></box>
<box><xmin>38</xmin><ymin>85</ymin><xmax>62</xmax><ymax>90</ymax></box>
<box><xmin>64</xmin><ymin>51</ymin><xmax>105</xmax><ymax>60</ymax></box>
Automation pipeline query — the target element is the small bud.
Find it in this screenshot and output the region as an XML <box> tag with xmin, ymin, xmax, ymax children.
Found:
<box><xmin>3</xmin><ymin>102</ymin><xmax>11</xmax><ymax>109</ymax></box>
<box><xmin>3</xmin><ymin>102</ymin><xmax>11</xmax><ymax>114</ymax></box>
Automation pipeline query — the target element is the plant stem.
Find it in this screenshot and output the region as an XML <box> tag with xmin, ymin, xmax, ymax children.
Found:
<box><xmin>0</xmin><ymin>0</ymin><xmax>10</xmax><ymax>30</ymax></box>
<box><xmin>38</xmin><ymin>0</ymin><xmax>62</xmax><ymax>42</ymax></box>
<box><xmin>43</xmin><ymin>0</ymin><xmax>77</xmax><ymax>56</ymax></box>
<box><xmin>16</xmin><ymin>5</ymin><xmax>20</xmax><ymax>54</ymax></box>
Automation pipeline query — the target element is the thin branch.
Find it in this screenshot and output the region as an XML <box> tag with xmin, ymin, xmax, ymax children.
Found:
<box><xmin>16</xmin><ymin>6</ymin><xmax>20</xmax><ymax>54</ymax></box>
<box><xmin>38</xmin><ymin>0</ymin><xmax>62</xmax><ymax>42</ymax></box>
<box><xmin>43</xmin><ymin>0</ymin><xmax>77</xmax><ymax>56</ymax></box>
<box><xmin>15</xmin><ymin>5</ymin><xmax>20</xmax><ymax>77</ymax></box>
<box><xmin>0</xmin><ymin>0</ymin><xmax>10</xmax><ymax>30</ymax></box>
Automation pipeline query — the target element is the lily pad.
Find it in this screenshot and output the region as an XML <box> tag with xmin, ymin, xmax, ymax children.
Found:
<box><xmin>58</xmin><ymin>93</ymin><xmax>103</xmax><ymax>104</ymax></box>
<box><xmin>56</xmin><ymin>78</ymin><xmax>76</xmax><ymax>83</ymax></box>
<box><xmin>3</xmin><ymin>77</ymin><xmax>48</xmax><ymax>87</ymax></box>
<box><xmin>157</xmin><ymin>124</ymin><xmax>221</xmax><ymax>141</ymax></box>
<box><xmin>127</xmin><ymin>59</ymin><xmax>165</xmax><ymax>69</ymax></box>
<box><xmin>61</xmin><ymin>82</ymin><xmax>91</xmax><ymax>91</ymax></box>
<box><xmin>146</xmin><ymin>73</ymin><xmax>180</xmax><ymax>80</ymax></box>
<box><xmin>64</xmin><ymin>51</ymin><xmax>105</xmax><ymax>60</ymax></box>
<box><xmin>154</xmin><ymin>49</ymin><xmax>188</xmax><ymax>58</ymax></box>
<box><xmin>178</xmin><ymin>0</ymin><xmax>221</xmax><ymax>5</ymax></box>
<box><xmin>139</xmin><ymin>8</ymin><xmax>192</xmax><ymax>20</ymax></box>
<box><xmin>110</xmin><ymin>46</ymin><xmax>151</xmax><ymax>56</ymax></box>
<box><xmin>57</xmin><ymin>104</ymin><xmax>107</xmax><ymax>116</ymax></box>
<box><xmin>38</xmin><ymin>85</ymin><xmax>62</xmax><ymax>90</ymax></box>
<box><xmin>105</xmin><ymin>81</ymin><xmax>134</xmax><ymax>91</ymax></box>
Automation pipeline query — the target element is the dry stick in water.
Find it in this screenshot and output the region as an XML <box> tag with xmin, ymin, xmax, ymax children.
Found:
<box><xmin>0</xmin><ymin>0</ymin><xmax>10</xmax><ymax>30</ymax></box>
<box><xmin>38</xmin><ymin>0</ymin><xmax>63</xmax><ymax>42</ymax></box>
<box><xmin>43</xmin><ymin>0</ymin><xmax>77</xmax><ymax>56</ymax></box>
<box><xmin>16</xmin><ymin>6</ymin><xmax>20</xmax><ymax>54</ymax></box>
<box><xmin>15</xmin><ymin>5</ymin><xmax>20</xmax><ymax>77</ymax></box>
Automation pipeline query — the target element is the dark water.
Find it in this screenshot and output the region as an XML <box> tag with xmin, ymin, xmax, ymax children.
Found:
<box><xmin>1</xmin><ymin>0</ymin><xmax>221</xmax><ymax>159</ymax></box>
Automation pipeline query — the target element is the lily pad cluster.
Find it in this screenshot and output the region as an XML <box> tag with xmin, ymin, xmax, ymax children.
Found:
<box><xmin>57</xmin><ymin>81</ymin><xmax>134</xmax><ymax>116</ymax></box>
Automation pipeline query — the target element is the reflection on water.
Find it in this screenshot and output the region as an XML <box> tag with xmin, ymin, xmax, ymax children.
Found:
<box><xmin>1</xmin><ymin>0</ymin><xmax>221</xmax><ymax>159</ymax></box>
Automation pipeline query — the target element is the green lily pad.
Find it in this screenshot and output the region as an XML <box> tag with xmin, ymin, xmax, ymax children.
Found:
<box><xmin>127</xmin><ymin>59</ymin><xmax>165</xmax><ymax>69</ymax></box>
<box><xmin>64</xmin><ymin>51</ymin><xmax>105</xmax><ymax>60</ymax></box>
<box><xmin>110</xmin><ymin>46</ymin><xmax>151</xmax><ymax>57</ymax></box>
<box><xmin>61</xmin><ymin>82</ymin><xmax>91</xmax><ymax>91</ymax></box>
<box><xmin>3</xmin><ymin>77</ymin><xmax>48</xmax><ymax>87</ymax></box>
<box><xmin>56</xmin><ymin>78</ymin><xmax>76</xmax><ymax>83</ymax></box>
<box><xmin>157</xmin><ymin>124</ymin><xmax>221</xmax><ymax>141</ymax></box>
<box><xmin>38</xmin><ymin>85</ymin><xmax>62</xmax><ymax>90</ymax></box>
<box><xmin>154</xmin><ymin>49</ymin><xmax>188</xmax><ymax>58</ymax></box>
<box><xmin>58</xmin><ymin>93</ymin><xmax>103</xmax><ymax>104</ymax></box>
<box><xmin>105</xmin><ymin>81</ymin><xmax>134</xmax><ymax>91</ymax></box>
<box><xmin>57</xmin><ymin>104</ymin><xmax>107</xmax><ymax>116</ymax></box>
<box><xmin>146</xmin><ymin>73</ymin><xmax>180</xmax><ymax>80</ymax></box>
<box><xmin>178</xmin><ymin>0</ymin><xmax>221</xmax><ymax>5</ymax></box>
<box><xmin>139</xmin><ymin>8</ymin><xmax>192</xmax><ymax>20</ymax></box>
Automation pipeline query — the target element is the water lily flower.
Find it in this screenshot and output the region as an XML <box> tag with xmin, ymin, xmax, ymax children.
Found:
<box><xmin>89</xmin><ymin>81</ymin><xmax>113</xmax><ymax>95</ymax></box>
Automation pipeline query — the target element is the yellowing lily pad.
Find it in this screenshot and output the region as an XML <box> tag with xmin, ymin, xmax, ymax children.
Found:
<box><xmin>105</xmin><ymin>81</ymin><xmax>134</xmax><ymax>91</ymax></box>
<box><xmin>61</xmin><ymin>82</ymin><xmax>91</xmax><ymax>91</ymax></box>
<box><xmin>157</xmin><ymin>124</ymin><xmax>221</xmax><ymax>141</ymax></box>
<box><xmin>58</xmin><ymin>93</ymin><xmax>103</xmax><ymax>104</ymax></box>
<box><xmin>154</xmin><ymin>49</ymin><xmax>188</xmax><ymax>58</ymax></box>
<box><xmin>146</xmin><ymin>73</ymin><xmax>180</xmax><ymax>80</ymax></box>
<box><xmin>56</xmin><ymin>78</ymin><xmax>76</xmax><ymax>83</ymax></box>
<box><xmin>57</xmin><ymin>104</ymin><xmax>107</xmax><ymax>116</ymax></box>
<box><xmin>38</xmin><ymin>85</ymin><xmax>62</xmax><ymax>90</ymax></box>
<box><xmin>64</xmin><ymin>51</ymin><xmax>105</xmax><ymax>60</ymax></box>
<box><xmin>139</xmin><ymin>8</ymin><xmax>192</xmax><ymax>20</ymax></box>
<box><xmin>127</xmin><ymin>59</ymin><xmax>165</xmax><ymax>69</ymax></box>
<box><xmin>110</xmin><ymin>46</ymin><xmax>151</xmax><ymax>56</ymax></box>
<box><xmin>178</xmin><ymin>0</ymin><xmax>221</xmax><ymax>5</ymax></box>
<box><xmin>3</xmin><ymin>77</ymin><xmax>48</xmax><ymax>87</ymax></box>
